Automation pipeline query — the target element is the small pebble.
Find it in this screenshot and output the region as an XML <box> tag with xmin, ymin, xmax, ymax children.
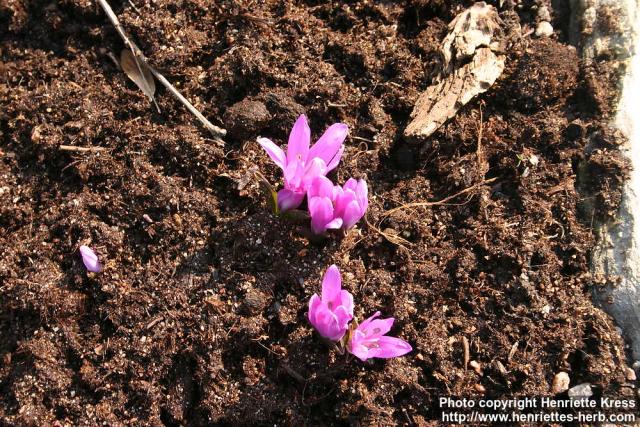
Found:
<box><xmin>474</xmin><ymin>384</ymin><xmax>486</xmax><ymax>393</ymax></box>
<box><xmin>469</xmin><ymin>360</ymin><xmax>483</xmax><ymax>375</ymax></box>
<box><xmin>535</xmin><ymin>21</ymin><xmax>554</xmax><ymax>37</ymax></box>
<box><xmin>568</xmin><ymin>383</ymin><xmax>592</xmax><ymax>398</ymax></box>
<box><xmin>551</xmin><ymin>372</ymin><xmax>570</xmax><ymax>394</ymax></box>
<box><xmin>624</xmin><ymin>366</ymin><xmax>636</xmax><ymax>381</ymax></box>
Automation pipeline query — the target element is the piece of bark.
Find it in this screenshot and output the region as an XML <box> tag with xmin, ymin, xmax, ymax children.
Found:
<box><xmin>405</xmin><ymin>2</ymin><xmax>506</xmax><ymax>140</ymax></box>
<box><xmin>405</xmin><ymin>48</ymin><xmax>504</xmax><ymax>138</ymax></box>
<box><xmin>441</xmin><ymin>2</ymin><xmax>504</xmax><ymax>75</ymax></box>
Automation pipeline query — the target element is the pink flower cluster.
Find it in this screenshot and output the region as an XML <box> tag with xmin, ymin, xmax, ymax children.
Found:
<box><xmin>257</xmin><ymin>115</ymin><xmax>367</xmax><ymax>234</ymax></box>
<box><xmin>308</xmin><ymin>265</ymin><xmax>412</xmax><ymax>362</ymax></box>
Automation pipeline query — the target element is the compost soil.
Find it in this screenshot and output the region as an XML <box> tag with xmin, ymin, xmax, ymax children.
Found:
<box><xmin>0</xmin><ymin>0</ymin><xmax>634</xmax><ymax>425</ymax></box>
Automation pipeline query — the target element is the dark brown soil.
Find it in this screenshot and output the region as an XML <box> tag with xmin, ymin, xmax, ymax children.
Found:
<box><xmin>0</xmin><ymin>0</ymin><xmax>633</xmax><ymax>425</ymax></box>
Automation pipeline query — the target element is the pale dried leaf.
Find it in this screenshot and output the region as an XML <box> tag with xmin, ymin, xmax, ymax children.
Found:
<box><xmin>120</xmin><ymin>49</ymin><xmax>157</xmax><ymax>107</ymax></box>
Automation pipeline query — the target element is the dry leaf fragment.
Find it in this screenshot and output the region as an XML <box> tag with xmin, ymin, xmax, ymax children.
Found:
<box><xmin>120</xmin><ymin>49</ymin><xmax>159</xmax><ymax>112</ymax></box>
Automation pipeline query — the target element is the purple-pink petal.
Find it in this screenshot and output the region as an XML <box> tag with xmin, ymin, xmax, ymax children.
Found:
<box><xmin>308</xmin><ymin>294</ymin><xmax>322</xmax><ymax>324</ymax></box>
<box><xmin>79</xmin><ymin>245</ymin><xmax>102</xmax><ymax>273</ymax></box>
<box><xmin>361</xmin><ymin>317</ymin><xmax>395</xmax><ymax>339</ymax></box>
<box><xmin>341</xmin><ymin>199</ymin><xmax>363</xmax><ymax>229</ymax></box>
<box><xmin>355</xmin><ymin>180</ymin><xmax>368</xmax><ymax>210</ymax></box>
<box><xmin>338</xmin><ymin>289</ymin><xmax>354</xmax><ymax>316</ymax></box>
<box><xmin>347</xmin><ymin>311</ymin><xmax>412</xmax><ymax>361</ymax></box>
<box><xmin>349</xmin><ymin>330</ymin><xmax>370</xmax><ymax>361</ymax></box>
<box><xmin>325</xmin><ymin>218</ymin><xmax>343</xmax><ymax>230</ymax></box>
<box><xmin>374</xmin><ymin>336</ymin><xmax>413</xmax><ymax>358</ymax></box>
<box><xmin>308</xmin><ymin>123</ymin><xmax>348</xmax><ymax>166</ymax></box>
<box><xmin>308</xmin><ymin>175</ymin><xmax>335</xmax><ymax>200</ymax></box>
<box><xmin>257</xmin><ymin>137</ymin><xmax>287</xmax><ymax>170</ymax></box>
<box><xmin>287</xmin><ymin>115</ymin><xmax>311</xmax><ymax>163</ymax></box>
<box><xmin>326</xmin><ymin>144</ymin><xmax>344</xmax><ymax>173</ymax></box>
<box><xmin>313</xmin><ymin>304</ymin><xmax>344</xmax><ymax>340</ymax></box>
<box><xmin>358</xmin><ymin>311</ymin><xmax>381</xmax><ymax>331</ymax></box>
<box><xmin>283</xmin><ymin>158</ymin><xmax>304</xmax><ymax>189</ymax></box>
<box><xmin>308</xmin><ymin>265</ymin><xmax>354</xmax><ymax>341</ymax></box>
<box><xmin>308</xmin><ymin>196</ymin><xmax>335</xmax><ymax>235</ymax></box>
<box><xmin>333</xmin><ymin>305</ymin><xmax>352</xmax><ymax>330</ymax></box>
<box><xmin>277</xmin><ymin>188</ymin><xmax>305</xmax><ymax>212</ymax></box>
<box><xmin>301</xmin><ymin>158</ymin><xmax>327</xmax><ymax>190</ymax></box>
<box><xmin>321</xmin><ymin>265</ymin><xmax>342</xmax><ymax>305</ymax></box>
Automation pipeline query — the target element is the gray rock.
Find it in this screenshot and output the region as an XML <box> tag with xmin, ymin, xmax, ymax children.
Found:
<box><xmin>567</xmin><ymin>383</ymin><xmax>593</xmax><ymax>398</ymax></box>
<box><xmin>575</xmin><ymin>0</ymin><xmax>640</xmax><ymax>359</ymax></box>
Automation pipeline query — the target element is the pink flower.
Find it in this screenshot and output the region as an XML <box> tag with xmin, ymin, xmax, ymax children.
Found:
<box><xmin>333</xmin><ymin>178</ymin><xmax>368</xmax><ymax>229</ymax></box>
<box><xmin>308</xmin><ymin>265</ymin><xmax>354</xmax><ymax>341</ymax></box>
<box><xmin>79</xmin><ymin>245</ymin><xmax>102</xmax><ymax>273</ymax></box>
<box><xmin>307</xmin><ymin>176</ymin><xmax>368</xmax><ymax>235</ymax></box>
<box><xmin>257</xmin><ymin>115</ymin><xmax>347</xmax><ymax>212</ymax></box>
<box><xmin>347</xmin><ymin>311</ymin><xmax>412</xmax><ymax>361</ymax></box>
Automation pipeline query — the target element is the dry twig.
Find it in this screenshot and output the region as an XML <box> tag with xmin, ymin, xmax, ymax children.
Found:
<box><xmin>95</xmin><ymin>0</ymin><xmax>226</xmax><ymax>145</ymax></box>
<box><xmin>381</xmin><ymin>177</ymin><xmax>498</xmax><ymax>219</ymax></box>
<box><xmin>59</xmin><ymin>145</ymin><xmax>107</xmax><ymax>153</ymax></box>
<box><xmin>462</xmin><ymin>336</ymin><xmax>470</xmax><ymax>370</ymax></box>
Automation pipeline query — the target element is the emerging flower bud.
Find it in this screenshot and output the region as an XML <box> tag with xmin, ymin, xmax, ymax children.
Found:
<box><xmin>308</xmin><ymin>265</ymin><xmax>354</xmax><ymax>341</ymax></box>
<box><xmin>79</xmin><ymin>245</ymin><xmax>102</xmax><ymax>273</ymax></box>
<box><xmin>307</xmin><ymin>176</ymin><xmax>368</xmax><ymax>235</ymax></box>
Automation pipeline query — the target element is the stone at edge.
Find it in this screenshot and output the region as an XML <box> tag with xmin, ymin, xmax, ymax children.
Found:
<box><xmin>576</xmin><ymin>0</ymin><xmax>640</xmax><ymax>359</ymax></box>
<box><xmin>551</xmin><ymin>372</ymin><xmax>570</xmax><ymax>394</ymax></box>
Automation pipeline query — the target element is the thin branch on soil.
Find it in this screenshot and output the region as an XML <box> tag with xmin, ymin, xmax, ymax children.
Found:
<box><xmin>95</xmin><ymin>0</ymin><xmax>227</xmax><ymax>145</ymax></box>
<box><xmin>145</xmin><ymin>316</ymin><xmax>164</xmax><ymax>330</ymax></box>
<box><xmin>350</xmin><ymin>135</ymin><xmax>374</xmax><ymax>143</ymax></box>
<box><xmin>476</xmin><ymin>104</ymin><xmax>489</xmax><ymax>176</ymax></box>
<box><xmin>380</xmin><ymin>177</ymin><xmax>498</xmax><ymax>219</ymax></box>
<box><xmin>507</xmin><ymin>341</ymin><xmax>518</xmax><ymax>362</ymax></box>
<box><xmin>59</xmin><ymin>145</ymin><xmax>107</xmax><ymax>153</ymax></box>
<box><xmin>462</xmin><ymin>336</ymin><xmax>470</xmax><ymax>370</ymax></box>
<box><xmin>302</xmin><ymin>384</ymin><xmax>336</xmax><ymax>407</ymax></box>
<box><xmin>127</xmin><ymin>0</ymin><xmax>141</xmax><ymax>15</ymax></box>
<box><xmin>252</xmin><ymin>336</ymin><xmax>281</xmax><ymax>357</ymax></box>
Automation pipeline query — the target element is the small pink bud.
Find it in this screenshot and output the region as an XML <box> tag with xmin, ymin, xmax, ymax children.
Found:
<box><xmin>308</xmin><ymin>265</ymin><xmax>354</xmax><ymax>341</ymax></box>
<box><xmin>79</xmin><ymin>245</ymin><xmax>102</xmax><ymax>273</ymax></box>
